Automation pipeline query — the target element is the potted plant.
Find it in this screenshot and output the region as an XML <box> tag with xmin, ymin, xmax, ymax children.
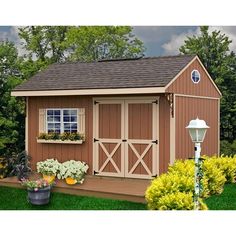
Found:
<box><xmin>21</xmin><ymin>178</ymin><xmax>53</xmax><ymax>205</ymax></box>
<box><xmin>36</xmin><ymin>158</ymin><xmax>60</xmax><ymax>183</ymax></box>
<box><xmin>57</xmin><ymin>160</ymin><xmax>89</xmax><ymax>185</ymax></box>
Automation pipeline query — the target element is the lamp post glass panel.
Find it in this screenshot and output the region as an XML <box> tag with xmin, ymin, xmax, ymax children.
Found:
<box><xmin>186</xmin><ymin>118</ymin><xmax>209</xmax><ymax>210</ymax></box>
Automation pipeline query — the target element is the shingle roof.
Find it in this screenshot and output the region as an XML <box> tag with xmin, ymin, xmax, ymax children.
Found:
<box><xmin>13</xmin><ymin>55</ymin><xmax>196</xmax><ymax>91</ymax></box>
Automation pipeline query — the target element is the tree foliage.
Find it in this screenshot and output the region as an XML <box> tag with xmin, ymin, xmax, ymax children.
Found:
<box><xmin>66</xmin><ymin>26</ymin><xmax>145</xmax><ymax>61</ymax></box>
<box><xmin>18</xmin><ymin>26</ymin><xmax>145</xmax><ymax>63</ymax></box>
<box><xmin>0</xmin><ymin>26</ymin><xmax>145</xmax><ymax>157</ymax></box>
<box><xmin>0</xmin><ymin>41</ymin><xmax>25</xmax><ymax>155</ymax></box>
<box><xmin>180</xmin><ymin>26</ymin><xmax>236</xmax><ymax>141</ymax></box>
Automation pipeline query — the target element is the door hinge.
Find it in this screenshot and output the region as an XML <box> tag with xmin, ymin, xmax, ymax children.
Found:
<box><xmin>152</xmin><ymin>140</ymin><xmax>158</xmax><ymax>144</ymax></box>
<box><xmin>152</xmin><ymin>174</ymin><xmax>157</xmax><ymax>178</ymax></box>
<box><xmin>94</xmin><ymin>170</ymin><xmax>99</xmax><ymax>175</ymax></box>
<box><xmin>94</xmin><ymin>101</ymin><xmax>99</xmax><ymax>105</ymax></box>
<box><xmin>94</xmin><ymin>138</ymin><xmax>99</xmax><ymax>142</ymax></box>
<box><xmin>122</xmin><ymin>139</ymin><xmax>127</xmax><ymax>142</ymax></box>
<box><xmin>152</xmin><ymin>100</ymin><xmax>158</xmax><ymax>104</ymax></box>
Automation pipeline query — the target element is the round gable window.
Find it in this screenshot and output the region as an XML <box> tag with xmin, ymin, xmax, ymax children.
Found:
<box><xmin>191</xmin><ymin>70</ymin><xmax>201</xmax><ymax>84</ymax></box>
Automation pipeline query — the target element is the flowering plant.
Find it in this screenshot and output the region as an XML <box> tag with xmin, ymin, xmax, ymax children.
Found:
<box><xmin>21</xmin><ymin>178</ymin><xmax>52</xmax><ymax>191</ymax></box>
<box><xmin>57</xmin><ymin>160</ymin><xmax>89</xmax><ymax>184</ymax></box>
<box><xmin>36</xmin><ymin>158</ymin><xmax>61</xmax><ymax>176</ymax></box>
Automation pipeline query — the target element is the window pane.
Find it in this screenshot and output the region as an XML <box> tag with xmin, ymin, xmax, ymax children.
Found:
<box><xmin>54</xmin><ymin>116</ymin><xmax>61</xmax><ymax>122</ymax></box>
<box><xmin>63</xmin><ymin>110</ymin><xmax>70</xmax><ymax>116</ymax></box>
<box><xmin>71</xmin><ymin>123</ymin><xmax>77</xmax><ymax>130</ymax></box>
<box><xmin>71</xmin><ymin>110</ymin><xmax>77</xmax><ymax>116</ymax></box>
<box><xmin>54</xmin><ymin>110</ymin><xmax>60</xmax><ymax>116</ymax></box>
<box><xmin>64</xmin><ymin>123</ymin><xmax>70</xmax><ymax>129</ymax></box>
<box><xmin>48</xmin><ymin>123</ymin><xmax>54</xmax><ymax>129</ymax></box>
<box><xmin>47</xmin><ymin>110</ymin><xmax>53</xmax><ymax>116</ymax></box>
<box><xmin>47</xmin><ymin>115</ymin><xmax>53</xmax><ymax>122</ymax></box>
<box><xmin>63</xmin><ymin>116</ymin><xmax>70</xmax><ymax>122</ymax></box>
<box><xmin>71</xmin><ymin>116</ymin><xmax>77</xmax><ymax>122</ymax></box>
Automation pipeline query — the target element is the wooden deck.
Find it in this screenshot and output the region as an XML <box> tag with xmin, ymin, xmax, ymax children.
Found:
<box><xmin>0</xmin><ymin>174</ymin><xmax>151</xmax><ymax>203</ymax></box>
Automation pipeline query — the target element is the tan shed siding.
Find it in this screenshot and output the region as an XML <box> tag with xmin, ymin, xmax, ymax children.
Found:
<box><xmin>175</xmin><ymin>96</ymin><xmax>219</xmax><ymax>159</ymax></box>
<box><xmin>166</xmin><ymin>58</ymin><xmax>220</xmax><ymax>98</ymax></box>
<box><xmin>28</xmin><ymin>96</ymin><xmax>93</xmax><ymax>174</ymax></box>
<box><xmin>159</xmin><ymin>95</ymin><xmax>170</xmax><ymax>173</ymax></box>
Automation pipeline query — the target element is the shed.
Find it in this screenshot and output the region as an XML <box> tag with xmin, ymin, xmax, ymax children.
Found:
<box><xmin>12</xmin><ymin>55</ymin><xmax>221</xmax><ymax>179</ymax></box>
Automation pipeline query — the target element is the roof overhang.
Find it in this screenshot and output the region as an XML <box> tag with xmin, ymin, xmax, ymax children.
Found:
<box><xmin>11</xmin><ymin>87</ymin><xmax>166</xmax><ymax>97</ymax></box>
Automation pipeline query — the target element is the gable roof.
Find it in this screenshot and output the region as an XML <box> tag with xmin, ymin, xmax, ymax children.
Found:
<box><xmin>13</xmin><ymin>55</ymin><xmax>196</xmax><ymax>92</ymax></box>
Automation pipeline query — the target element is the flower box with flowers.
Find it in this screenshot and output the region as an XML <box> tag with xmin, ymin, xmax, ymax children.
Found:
<box><xmin>37</xmin><ymin>132</ymin><xmax>85</xmax><ymax>144</ymax></box>
<box><xmin>21</xmin><ymin>178</ymin><xmax>54</xmax><ymax>205</ymax></box>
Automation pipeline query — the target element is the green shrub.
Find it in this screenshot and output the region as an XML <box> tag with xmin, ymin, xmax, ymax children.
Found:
<box><xmin>203</xmin><ymin>155</ymin><xmax>236</xmax><ymax>183</ymax></box>
<box><xmin>145</xmin><ymin>172</ymin><xmax>195</xmax><ymax>210</ymax></box>
<box><xmin>167</xmin><ymin>159</ymin><xmax>226</xmax><ymax>198</ymax></box>
<box><xmin>0</xmin><ymin>157</ymin><xmax>8</xmax><ymax>179</ymax></box>
<box><xmin>157</xmin><ymin>192</ymin><xmax>208</xmax><ymax>210</ymax></box>
<box><xmin>220</xmin><ymin>140</ymin><xmax>236</xmax><ymax>156</ymax></box>
<box><xmin>202</xmin><ymin>158</ymin><xmax>226</xmax><ymax>196</ymax></box>
<box><xmin>145</xmin><ymin>156</ymin><xmax>233</xmax><ymax>210</ymax></box>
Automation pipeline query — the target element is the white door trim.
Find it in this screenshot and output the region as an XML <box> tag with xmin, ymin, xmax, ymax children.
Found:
<box><xmin>93</xmin><ymin>97</ymin><xmax>159</xmax><ymax>179</ymax></box>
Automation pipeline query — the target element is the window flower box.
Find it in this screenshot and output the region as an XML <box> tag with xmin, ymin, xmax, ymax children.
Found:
<box><xmin>37</xmin><ymin>132</ymin><xmax>85</xmax><ymax>144</ymax></box>
<box><xmin>37</xmin><ymin>139</ymin><xmax>83</xmax><ymax>144</ymax></box>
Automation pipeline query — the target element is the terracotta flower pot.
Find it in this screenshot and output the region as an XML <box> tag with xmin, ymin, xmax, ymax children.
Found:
<box><xmin>43</xmin><ymin>174</ymin><xmax>55</xmax><ymax>184</ymax></box>
<box><xmin>65</xmin><ymin>177</ymin><xmax>77</xmax><ymax>185</ymax></box>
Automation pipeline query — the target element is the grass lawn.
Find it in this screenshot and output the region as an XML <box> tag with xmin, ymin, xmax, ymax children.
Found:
<box><xmin>205</xmin><ymin>184</ymin><xmax>236</xmax><ymax>210</ymax></box>
<box><xmin>0</xmin><ymin>186</ymin><xmax>146</xmax><ymax>210</ymax></box>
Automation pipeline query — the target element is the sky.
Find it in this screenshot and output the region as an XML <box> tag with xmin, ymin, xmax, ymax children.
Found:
<box><xmin>1</xmin><ymin>26</ymin><xmax>236</xmax><ymax>57</ymax></box>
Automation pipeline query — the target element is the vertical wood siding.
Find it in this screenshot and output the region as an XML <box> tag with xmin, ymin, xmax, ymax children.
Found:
<box><xmin>28</xmin><ymin>96</ymin><xmax>93</xmax><ymax>174</ymax></box>
<box><xmin>175</xmin><ymin>96</ymin><xmax>219</xmax><ymax>159</ymax></box>
<box><xmin>166</xmin><ymin>58</ymin><xmax>221</xmax><ymax>98</ymax></box>
<box><xmin>159</xmin><ymin>95</ymin><xmax>170</xmax><ymax>173</ymax></box>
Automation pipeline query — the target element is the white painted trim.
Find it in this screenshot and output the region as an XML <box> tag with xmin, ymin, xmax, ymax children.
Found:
<box><xmin>169</xmin><ymin>94</ymin><xmax>176</xmax><ymax>165</ymax></box>
<box><xmin>191</xmin><ymin>69</ymin><xmax>201</xmax><ymax>84</ymax></box>
<box><xmin>164</xmin><ymin>55</ymin><xmax>222</xmax><ymax>97</ymax></box>
<box><xmin>174</xmin><ymin>94</ymin><xmax>219</xmax><ymax>100</ymax></box>
<box><xmin>11</xmin><ymin>87</ymin><xmax>165</xmax><ymax>97</ymax></box>
<box><xmin>93</xmin><ymin>96</ymin><xmax>160</xmax><ymax>101</ymax></box>
<box><xmin>164</xmin><ymin>56</ymin><xmax>198</xmax><ymax>90</ymax></box>
<box><xmin>93</xmin><ymin>99</ymin><xmax>124</xmax><ymax>177</ymax></box>
<box><xmin>218</xmin><ymin>99</ymin><xmax>220</xmax><ymax>156</ymax></box>
<box><xmin>37</xmin><ymin>139</ymin><xmax>83</xmax><ymax>144</ymax></box>
<box><xmin>93</xmin><ymin>97</ymin><xmax>159</xmax><ymax>179</ymax></box>
<box><xmin>25</xmin><ymin>97</ymin><xmax>29</xmax><ymax>153</ymax></box>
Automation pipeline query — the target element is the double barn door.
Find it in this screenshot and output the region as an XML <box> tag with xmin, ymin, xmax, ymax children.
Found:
<box><xmin>93</xmin><ymin>98</ymin><xmax>159</xmax><ymax>179</ymax></box>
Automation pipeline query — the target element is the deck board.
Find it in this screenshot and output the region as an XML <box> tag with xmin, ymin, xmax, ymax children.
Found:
<box><xmin>0</xmin><ymin>174</ymin><xmax>151</xmax><ymax>203</ymax></box>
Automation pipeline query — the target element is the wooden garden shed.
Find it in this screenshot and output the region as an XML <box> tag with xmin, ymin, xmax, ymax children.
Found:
<box><xmin>12</xmin><ymin>55</ymin><xmax>221</xmax><ymax>180</ymax></box>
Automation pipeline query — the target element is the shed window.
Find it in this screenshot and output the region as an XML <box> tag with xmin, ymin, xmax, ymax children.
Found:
<box><xmin>39</xmin><ymin>108</ymin><xmax>85</xmax><ymax>135</ymax></box>
<box><xmin>191</xmin><ymin>70</ymin><xmax>200</xmax><ymax>84</ymax></box>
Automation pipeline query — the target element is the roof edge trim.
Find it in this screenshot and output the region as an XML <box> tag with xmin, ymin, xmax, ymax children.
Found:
<box><xmin>11</xmin><ymin>87</ymin><xmax>166</xmax><ymax>97</ymax></box>
<box><xmin>164</xmin><ymin>55</ymin><xmax>197</xmax><ymax>90</ymax></box>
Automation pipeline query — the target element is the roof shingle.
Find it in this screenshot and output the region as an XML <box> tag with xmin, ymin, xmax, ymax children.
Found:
<box><xmin>13</xmin><ymin>55</ymin><xmax>196</xmax><ymax>91</ymax></box>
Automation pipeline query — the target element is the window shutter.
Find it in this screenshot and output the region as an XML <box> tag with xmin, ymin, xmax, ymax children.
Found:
<box><xmin>39</xmin><ymin>109</ymin><xmax>46</xmax><ymax>134</ymax></box>
<box><xmin>77</xmin><ymin>108</ymin><xmax>85</xmax><ymax>134</ymax></box>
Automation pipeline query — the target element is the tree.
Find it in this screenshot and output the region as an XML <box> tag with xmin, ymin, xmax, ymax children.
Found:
<box><xmin>66</xmin><ymin>26</ymin><xmax>145</xmax><ymax>62</ymax></box>
<box><xmin>18</xmin><ymin>26</ymin><xmax>70</xmax><ymax>63</ymax></box>
<box><xmin>0</xmin><ymin>41</ymin><xmax>25</xmax><ymax>155</ymax></box>
<box><xmin>19</xmin><ymin>26</ymin><xmax>145</xmax><ymax>63</ymax></box>
<box><xmin>180</xmin><ymin>26</ymin><xmax>236</xmax><ymax>141</ymax></box>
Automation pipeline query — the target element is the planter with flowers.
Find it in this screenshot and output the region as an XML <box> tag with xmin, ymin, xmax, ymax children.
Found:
<box><xmin>36</xmin><ymin>158</ymin><xmax>61</xmax><ymax>184</ymax></box>
<box><xmin>21</xmin><ymin>178</ymin><xmax>53</xmax><ymax>205</ymax></box>
<box><xmin>57</xmin><ymin>160</ymin><xmax>89</xmax><ymax>185</ymax></box>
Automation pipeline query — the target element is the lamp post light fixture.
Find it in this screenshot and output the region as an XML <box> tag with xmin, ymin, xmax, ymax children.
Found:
<box><xmin>186</xmin><ymin>118</ymin><xmax>209</xmax><ymax>210</ymax></box>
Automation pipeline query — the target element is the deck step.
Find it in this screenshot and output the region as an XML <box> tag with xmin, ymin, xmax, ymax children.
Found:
<box><xmin>0</xmin><ymin>175</ymin><xmax>150</xmax><ymax>203</ymax></box>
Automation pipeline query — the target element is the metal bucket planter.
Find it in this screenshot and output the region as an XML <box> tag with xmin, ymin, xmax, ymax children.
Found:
<box><xmin>27</xmin><ymin>186</ymin><xmax>51</xmax><ymax>205</ymax></box>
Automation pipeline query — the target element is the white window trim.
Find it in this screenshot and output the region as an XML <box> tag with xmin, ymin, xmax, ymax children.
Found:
<box><xmin>46</xmin><ymin>108</ymin><xmax>78</xmax><ymax>134</ymax></box>
<box><xmin>191</xmin><ymin>69</ymin><xmax>201</xmax><ymax>84</ymax></box>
